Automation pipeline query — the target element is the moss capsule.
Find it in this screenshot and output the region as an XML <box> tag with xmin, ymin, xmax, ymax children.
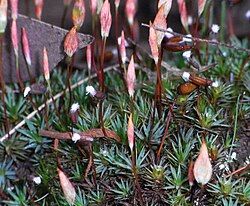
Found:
<box><xmin>177</xmin><ymin>82</ymin><xmax>197</xmax><ymax>95</ymax></box>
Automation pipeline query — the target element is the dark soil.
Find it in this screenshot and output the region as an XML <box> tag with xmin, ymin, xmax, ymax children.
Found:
<box><xmin>236</xmin><ymin>118</ymin><xmax>250</xmax><ymax>166</ymax></box>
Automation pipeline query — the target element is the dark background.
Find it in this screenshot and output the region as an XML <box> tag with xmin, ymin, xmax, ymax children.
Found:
<box><xmin>18</xmin><ymin>0</ymin><xmax>250</xmax><ymax>40</ymax></box>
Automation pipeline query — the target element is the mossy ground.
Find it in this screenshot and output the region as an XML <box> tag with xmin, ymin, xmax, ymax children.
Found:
<box><xmin>0</xmin><ymin>36</ymin><xmax>250</xmax><ymax>205</ymax></box>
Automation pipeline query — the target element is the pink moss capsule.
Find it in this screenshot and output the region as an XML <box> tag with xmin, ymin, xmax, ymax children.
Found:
<box><xmin>57</xmin><ymin>168</ymin><xmax>76</xmax><ymax>204</ymax></box>
<box><xmin>153</xmin><ymin>3</ymin><xmax>167</xmax><ymax>46</ymax></box>
<box><xmin>64</xmin><ymin>26</ymin><xmax>78</xmax><ymax>57</ymax></box>
<box><xmin>126</xmin><ymin>55</ymin><xmax>136</xmax><ymax>98</ymax></box>
<box><xmin>86</xmin><ymin>44</ymin><xmax>91</xmax><ymax>70</ymax></box>
<box><xmin>11</xmin><ymin>19</ymin><xmax>18</xmax><ymax>56</ymax></box>
<box><xmin>127</xmin><ymin>114</ymin><xmax>134</xmax><ymax>151</ymax></box>
<box><xmin>158</xmin><ymin>0</ymin><xmax>172</xmax><ymax>17</ymax></box>
<box><xmin>125</xmin><ymin>0</ymin><xmax>137</xmax><ymax>26</ymax></box>
<box><xmin>21</xmin><ymin>28</ymin><xmax>31</xmax><ymax>66</ymax></box>
<box><xmin>34</xmin><ymin>0</ymin><xmax>44</xmax><ymax>20</ymax></box>
<box><xmin>115</xmin><ymin>0</ymin><xmax>120</xmax><ymax>9</ymax></box>
<box><xmin>72</xmin><ymin>0</ymin><xmax>85</xmax><ymax>30</ymax></box>
<box><xmin>99</xmin><ymin>0</ymin><xmax>112</xmax><ymax>38</ymax></box>
<box><xmin>43</xmin><ymin>47</ymin><xmax>50</xmax><ymax>81</ymax></box>
<box><xmin>89</xmin><ymin>0</ymin><xmax>97</xmax><ymax>15</ymax></box>
<box><xmin>177</xmin><ymin>0</ymin><xmax>188</xmax><ymax>31</ymax></box>
<box><xmin>198</xmin><ymin>0</ymin><xmax>207</xmax><ymax>16</ymax></box>
<box><xmin>193</xmin><ymin>139</ymin><xmax>213</xmax><ymax>185</ymax></box>
<box><xmin>120</xmin><ymin>30</ymin><xmax>126</xmax><ymax>64</ymax></box>
<box><xmin>149</xmin><ymin>22</ymin><xmax>159</xmax><ymax>64</ymax></box>
<box><xmin>10</xmin><ymin>0</ymin><xmax>18</xmax><ymax>20</ymax></box>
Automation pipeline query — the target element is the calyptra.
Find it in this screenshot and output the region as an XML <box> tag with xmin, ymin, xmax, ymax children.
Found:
<box><xmin>57</xmin><ymin>168</ymin><xmax>76</xmax><ymax>204</ymax></box>
<box><xmin>193</xmin><ymin>138</ymin><xmax>213</xmax><ymax>185</ymax></box>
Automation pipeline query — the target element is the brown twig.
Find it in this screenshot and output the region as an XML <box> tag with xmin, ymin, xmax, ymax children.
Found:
<box><xmin>141</xmin><ymin>23</ymin><xmax>250</xmax><ymax>54</ymax></box>
<box><xmin>84</xmin><ymin>145</ymin><xmax>94</xmax><ymax>187</ymax></box>
<box><xmin>77</xmin><ymin>145</ymin><xmax>87</xmax><ymax>158</ymax></box>
<box><xmin>89</xmin><ymin>145</ymin><xmax>97</xmax><ymax>187</ymax></box>
<box><xmin>156</xmin><ymin>47</ymin><xmax>163</xmax><ymax>119</ymax></box>
<box><xmin>226</xmin><ymin>164</ymin><xmax>250</xmax><ymax>178</ymax></box>
<box><xmin>133</xmin><ymin>43</ymin><xmax>216</xmax><ymax>76</ymax></box>
<box><xmin>38</xmin><ymin>128</ymin><xmax>120</xmax><ymax>142</ymax></box>
<box><xmin>156</xmin><ymin>98</ymin><xmax>176</xmax><ymax>162</ymax></box>
<box><xmin>39</xmin><ymin>130</ymin><xmax>93</xmax><ymax>142</ymax></box>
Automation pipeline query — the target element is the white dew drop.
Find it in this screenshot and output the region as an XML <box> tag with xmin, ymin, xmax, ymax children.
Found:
<box><xmin>33</xmin><ymin>176</ymin><xmax>42</xmax><ymax>185</ymax></box>
<box><xmin>24</xmin><ymin>86</ymin><xmax>31</xmax><ymax>97</ymax></box>
<box><xmin>182</xmin><ymin>71</ymin><xmax>190</xmax><ymax>81</ymax></box>
<box><xmin>70</xmin><ymin>102</ymin><xmax>80</xmax><ymax>113</ymax></box>
<box><xmin>86</xmin><ymin>85</ymin><xmax>96</xmax><ymax>97</ymax></box>
<box><xmin>72</xmin><ymin>133</ymin><xmax>81</xmax><ymax>143</ymax></box>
